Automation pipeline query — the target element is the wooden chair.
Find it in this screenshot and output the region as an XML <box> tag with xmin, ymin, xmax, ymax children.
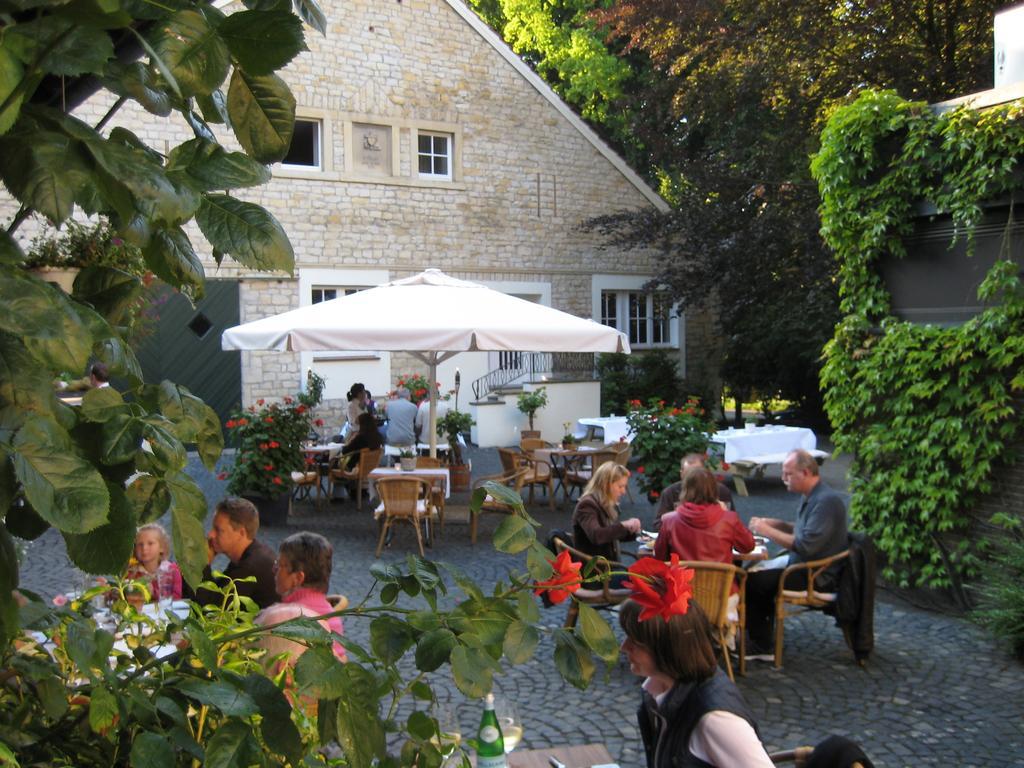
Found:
<box><xmin>415</xmin><ymin>455</ymin><xmax>446</xmax><ymax>536</ymax></box>
<box><xmin>773</xmin><ymin>549</ymin><xmax>851</xmax><ymax>668</ymax></box>
<box><xmin>677</xmin><ymin>560</ymin><xmax>747</xmax><ymax>680</ymax></box>
<box><xmin>328</xmin><ymin>447</ymin><xmax>382</xmax><ymax>510</ymax></box>
<box><xmin>374</xmin><ymin>476</ymin><xmax>434</xmax><ymax>557</ymax></box>
<box><xmin>552</xmin><ymin>537</ymin><xmax>632</xmax><ymax>628</ymax></box>
<box><xmin>290</xmin><ymin>466</ymin><xmax>322</xmax><ymax>508</ymax></box>
<box><xmin>470</xmin><ymin>466</ymin><xmax>530</xmax><ymax>544</ymax></box>
<box><xmin>496</xmin><ymin>447</ymin><xmax>554</xmax><ymax>509</ymax></box>
<box><xmin>520</xmin><ymin>437</ymin><xmax>554</xmax><ymax>452</ymax></box>
<box><xmin>563</xmin><ymin>449</ymin><xmax>618</xmax><ymax>499</ymax></box>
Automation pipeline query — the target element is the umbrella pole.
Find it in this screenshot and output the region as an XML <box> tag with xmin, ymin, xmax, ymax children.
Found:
<box><xmin>428</xmin><ymin>359</ymin><xmax>438</xmax><ymax>459</ymax></box>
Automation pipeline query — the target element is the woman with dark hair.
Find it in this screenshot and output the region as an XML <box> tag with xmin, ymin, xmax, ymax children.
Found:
<box><xmin>342</xmin><ymin>412</ymin><xmax>384</xmax><ymax>457</ymax></box>
<box><xmin>344</xmin><ymin>382</ymin><xmax>367</xmax><ymax>437</ymax></box>
<box><xmin>571</xmin><ymin>462</ymin><xmax>642</xmax><ymax>573</ymax></box>
<box><xmin>654</xmin><ymin>467</ymin><xmax>754</xmax><ymax>572</ymax></box>
<box><xmin>619</xmin><ymin>598</ymin><xmax>773</xmax><ymax>767</ymax></box>
<box><xmin>257</xmin><ymin>532</ymin><xmax>346</xmax><ymax>665</ymax></box>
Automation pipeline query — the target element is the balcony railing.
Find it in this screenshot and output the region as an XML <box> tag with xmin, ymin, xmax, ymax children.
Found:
<box><xmin>471</xmin><ymin>352</ymin><xmax>598</xmax><ymax>400</ymax></box>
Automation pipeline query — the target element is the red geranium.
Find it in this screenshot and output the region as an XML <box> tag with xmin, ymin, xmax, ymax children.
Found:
<box><xmin>533</xmin><ymin>550</ymin><xmax>582</xmax><ymax>605</ymax></box>
<box><xmin>623</xmin><ymin>555</ymin><xmax>694</xmax><ymax>622</ymax></box>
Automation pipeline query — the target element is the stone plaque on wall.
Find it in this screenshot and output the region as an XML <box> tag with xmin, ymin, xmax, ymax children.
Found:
<box><xmin>353</xmin><ymin>123</ymin><xmax>391</xmax><ymax>176</ymax></box>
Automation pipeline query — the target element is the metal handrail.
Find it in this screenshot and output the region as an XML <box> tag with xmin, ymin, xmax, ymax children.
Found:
<box><xmin>471</xmin><ymin>352</ymin><xmax>598</xmax><ymax>399</ymax></box>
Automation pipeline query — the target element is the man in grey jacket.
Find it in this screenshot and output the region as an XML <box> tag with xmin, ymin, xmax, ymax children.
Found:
<box><xmin>744</xmin><ymin>449</ymin><xmax>848</xmax><ymax>657</ymax></box>
<box><xmin>384</xmin><ymin>387</ymin><xmax>418</xmax><ymax>448</ymax></box>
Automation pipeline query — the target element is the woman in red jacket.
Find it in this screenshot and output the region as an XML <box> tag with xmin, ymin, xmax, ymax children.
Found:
<box><xmin>654</xmin><ymin>468</ymin><xmax>754</xmax><ymax>577</ymax></box>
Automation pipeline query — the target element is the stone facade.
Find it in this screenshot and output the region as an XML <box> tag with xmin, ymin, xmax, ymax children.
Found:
<box><xmin>2</xmin><ymin>0</ymin><xmax>708</xmax><ymax>412</ymax></box>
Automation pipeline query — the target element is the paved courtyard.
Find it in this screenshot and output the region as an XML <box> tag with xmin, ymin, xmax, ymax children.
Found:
<box><xmin>17</xmin><ymin>444</ymin><xmax>1024</xmax><ymax>766</ymax></box>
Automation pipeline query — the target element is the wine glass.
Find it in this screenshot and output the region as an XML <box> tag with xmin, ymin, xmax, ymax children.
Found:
<box><xmin>433</xmin><ymin>702</ymin><xmax>462</xmax><ymax>764</ymax></box>
<box><xmin>494</xmin><ymin>697</ymin><xmax>523</xmax><ymax>753</ymax></box>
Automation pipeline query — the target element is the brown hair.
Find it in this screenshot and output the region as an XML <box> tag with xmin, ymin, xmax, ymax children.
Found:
<box><xmin>786</xmin><ymin>449</ymin><xmax>820</xmax><ymax>476</ymax></box>
<box><xmin>215</xmin><ymin>497</ymin><xmax>259</xmax><ymax>538</ymax></box>
<box><xmin>136</xmin><ymin>523</ymin><xmax>171</xmax><ymax>561</ymax></box>
<box><xmin>618</xmin><ymin>598</ymin><xmax>718</xmax><ymax>682</ymax></box>
<box><xmin>278</xmin><ymin>532</ymin><xmax>334</xmax><ymax>592</ymax></box>
<box><xmin>356</xmin><ymin>412</ymin><xmax>383</xmax><ymax>447</ymax></box>
<box><xmin>680</xmin><ymin>452</ymin><xmax>706</xmax><ymax>469</ymax></box>
<box><xmin>682</xmin><ymin>467</ymin><xmax>719</xmax><ymax>505</ymax></box>
<box><xmin>582</xmin><ymin>462</ymin><xmax>629</xmax><ymax>520</ymax></box>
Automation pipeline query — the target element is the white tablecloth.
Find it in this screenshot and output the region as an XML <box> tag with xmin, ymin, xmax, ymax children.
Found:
<box><xmin>577</xmin><ymin>417</ymin><xmax>632</xmax><ymax>444</ymax></box>
<box><xmin>368</xmin><ymin>467</ymin><xmax>450</xmax><ymax>498</ymax></box>
<box><xmin>709</xmin><ymin>426</ymin><xmax>816</xmax><ymax>463</ymax></box>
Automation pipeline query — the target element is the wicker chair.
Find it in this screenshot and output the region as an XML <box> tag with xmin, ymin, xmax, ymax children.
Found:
<box><xmin>552</xmin><ymin>536</ymin><xmax>632</xmax><ymax>629</ymax></box>
<box><xmin>374</xmin><ymin>476</ymin><xmax>434</xmax><ymax>557</ymax></box>
<box><xmin>520</xmin><ymin>437</ymin><xmax>554</xmax><ymax>452</ymax></box>
<box><xmin>677</xmin><ymin>560</ymin><xmax>747</xmax><ymax>680</ymax></box>
<box><xmin>290</xmin><ymin>466</ymin><xmax>322</xmax><ymax>508</ymax></box>
<box><xmin>415</xmin><ymin>455</ymin><xmax>446</xmax><ymax>536</ymax></box>
<box><xmin>328</xmin><ymin>447</ymin><xmax>382</xmax><ymax>510</ymax></box>
<box><xmin>496</xmin><ymin>447</ymin><xmax>554</xmax><ymax>509</ymax></box>
<box><xmin>470</xmin><ymin>466</ymin><xmax>530</xmax><ymax>544</ymax></box>
<box><xmin>773</xmin><ymin>548</ymin><xmax>851</xmax><ymax>668</ymax></box>
<box><xmin>563</xmin><ymin>449</ymin><xmax>619</xmax><ymax>500</ymax></box>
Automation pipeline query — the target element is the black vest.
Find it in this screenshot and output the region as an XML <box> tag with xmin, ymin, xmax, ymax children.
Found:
<box><xmin>637</xmin><ymin>670</ymin><xmax>760</xmax><ymax>768</ymax></box>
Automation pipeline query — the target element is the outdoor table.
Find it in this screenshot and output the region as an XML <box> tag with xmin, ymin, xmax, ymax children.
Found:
<box><xmin>506</xmin><ymin>743</ymin><xmax>617</xmax><ymax>768</ymax></box>
<box><xmin>708</xmin><ymin>425</ymin><xmax>816</xmax><ymax>463</ymax></box>
<box><xmin>300</xmin><ymin>443</ymin><xmax>343</xmax><ymax>497</ymax></box>
<box><xmin>535</xmin><ymin>446</ymin><xmax>599</xmax><ymax>505</ymax></box>
<box><xmin>577</xmin><ymin>416</ymin><xmax>632</xmax><ymax>444</ymax></box>
<box><xmin>635</xmin><ymin>532</ymin><xmax>769</xmax><ymax>562</ymax></box>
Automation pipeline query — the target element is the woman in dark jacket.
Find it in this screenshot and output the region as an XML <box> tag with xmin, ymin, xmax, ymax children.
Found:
<box><xmin>620</xmin><ymin>598</ymin><xmax>773</xmax><ymax>768</ymax></box>
<box><xmin>339</xmin><ymin>412</ymin><xmax>383</xmax><ymax>466</ymax></box>
<box><xmin>571</xmin><ymin>463</ymin><xmax>641</xmax><ymax>586</ymax></box>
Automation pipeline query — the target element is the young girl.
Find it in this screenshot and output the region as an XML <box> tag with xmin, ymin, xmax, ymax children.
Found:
<box><xmin>125</xmin><ymin>523</ymin><xmax>182</xmax><ymax>602</ymax></box>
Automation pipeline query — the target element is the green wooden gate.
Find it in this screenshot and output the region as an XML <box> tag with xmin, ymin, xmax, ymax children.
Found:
<box><xmin>135</xmin><ymin>279</ymin><xmax>241</xmax><ymax>430</ymax></box>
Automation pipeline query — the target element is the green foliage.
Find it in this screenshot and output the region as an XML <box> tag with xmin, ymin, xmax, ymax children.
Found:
<box><xmin>971</xmin><ymin>523</ymin><xmax>1024</xmax><ymax>660</ymax></box>
<box><xmin>812</xmin><ymin>90</ymin><xmax>1024</xmax><ymax>588</ymax></box>
<box><xmin>624</xmin><ymin>397</ymin><xmax>714</xmax><ymax>498</ymax></box>
<box><xmin>597</xmin><ymin>350</ymin><xmax>683</xmax><ymax>416</ymax></box>
<box><xmin>435</xmin><ymin>409</ymin><xmax>474</xmax><ymax>464</ymax></box>
<box><xmin>515</xmin><ymin>387</ymin><xmax>547</xmax><ymax>429</ymax></box>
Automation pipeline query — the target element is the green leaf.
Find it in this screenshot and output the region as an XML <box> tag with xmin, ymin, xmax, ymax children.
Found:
<box><xmin>414</xmin><ymin>628</ymin><xmax>456</xmax><ymax>672</ymax></box>
<box><xmin>98</xmin><ymin>412</ymin><xmax>143</xmax><ymax>465</ymax></box>
<box><xmin>450</xmin><ymin>644</ymin><xmax>493</xmax><ymax>698</ymax></box>
<box><xmin>525</xmin><ymin>541</ymin><xmax>555</xmax><ymax>581</ymax></box>
<box><xmin>167</xmin><ymin>138</ymin><xmax>272</xmax><ymax>191</ymax></box>
<box><xmin>241</xmin><ymin>673</ymin><xmax>303</xmax><ymax>763</ymax></box>
<box><xmin>483</xmin><ymin>481</ymin><xmax>526</xmax><ymax>508</ymax></box>
<box><xmin>219</xmin><ymin>10</ymin><xmax>307</xmax><ymax>75</ymax></box>
<box><xmin>553</xmin><ymin>628</ymin><xmax>595</xmax><ymax>689</ymax></box>
<box><xmin>142</xmin><ymin>419</ymin><xmax>188</xmax><ymax>473</ymax></box>
<box><xmin>407</xmin><ymin>709</ymin><xmax>436</xmax><ymax>742</ymax></box>
<box><xmin>0</xmin><ymin>47</ymin><xmax>25</xmax><ymax>136</ymax></box>
<box><xmin>577</xmin><ymin>603</ymin><xmax>618</xmax><ymax>663</ymax></box>
<box><xmin>369</xmin><ymin>615</ymin><xmax>416</xmax><ymax>664</ymax></box>
<box><xmin>293</xmin><ymin>0</ymin><xmax>327</xmax><ymax>36</ymax></box>
<box><xmin>0</xmin><ymin>269</ymin><xmax>73</xmax><ymax>341</ymax></box>
<box><xmin>64</xmin><ymin>482</ymin><xmax>135</xmax><ymax>573</ymax></box>
<box><xmin>130</xmin><ymin>731</ymin><xmax>175</xmax><ymax>768</ymax></box>
<box><xmin>0</xmin><ymin>131</ymin><xmax>90</xmax><ymax>224</ymax></box>
<box><xmin>516</xmin><ymin>588</ymin><xmax>540</xmax><ymax>623</ymax></box>
<box><xmin>88</xmin><ymin>685</ymin><xmax>119</xmax><ymax>734</ymax></box>
<box><xmin>175</xmin><ymin>678</ymin><xmax>259</xmax><ymax>716</ymax></box>
<box><xmin>152</xmin><ymin>10</ymin><xmax>231</xmax><ymax>97</ymax></box>
<box><xmin>80</xmin><ymin>386</ymin><xmax>128</xmax><ymax>424</ymax></box>
<box><xmin>143</xmin><ymin>226</ymin><xmax>206</xmax><ymax>300</ymax></box>
<box><xmin>187</xmin><ymin>625</ymin><xmax>218</xmax><ymax>671</ymax></box>
<box><xmin>101</xmin><ymin>61</ymin><xmax>173</xmax><ymax>117</ymax></box>
<box><xmin>5</xmin><ymin>16</ymin><xmax>114</xmax><ymax>76</ymax></box>
<box><xmin>196</xmin><ymin>193</ymin><xmax>294</xmax><ymax>273</ymax></box>
<box><xmin>4</xmin><ymin>499</ymin><xmax>49</xmax><ymax>541</ymax></box>
<box><xmin>492</xmin><ymin>514</ymin><xmax>535</xmax><ymax>554</ymax></box>
<box><xmin>294</xmin><ymin>645</ymin><xmax>348</xmax><ymax>699</ymax></box>
<box><xmin>333</xmin><ymin>664</ymin><xmax>387</xmax><ymax>765</ymax></box>
<box><xmin>196</xmin><ymin>89</ymin><xmax>230</xmax><ymax>125</ymax></box>
<box><xmin>167</xmin><ymin>472</ymin><xmax>208</xmax><ymax>588</ymax></box>
<box><xmin>12</xmin><ymin>415</ymin><xmax>109</xmax><ymax>534</ymax></box>
<box><xmin>72</xmin><ymin>265</ymin><xmax>146</xmax><ymax>328</ymax></box>
<box><xmin>204</xmin><ymin>720</ymin><xmax>257</xmax><ymax>768</ymax></box>
<box><xmin>226</xmin><ymin>69</ymin><xmax>295</xmax><ymax>163</ymax></box>
<box><xmin>0</xmin><ymin>522</ymin><xmax>19</xmax><ymax>645</ymax></box>
<box><xmin>502</xmin><ymin>620</ymin><xmax>539</xmax><ymax>664</ymax></box>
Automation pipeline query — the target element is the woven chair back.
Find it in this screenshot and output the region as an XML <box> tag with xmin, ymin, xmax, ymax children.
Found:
<box><xmin>376</xmin><ymin>476</ymin><xmax>428</xmax><ymax>519</ymax></box>
<box><xmin>415</xmin><ymin>456</ymin><xmax>442</xmax><ymax>468</ymax></box>
<box><xmin>497</xmin><ymin>446</ymin><xmax>522</xmax><ymax>474</ymax></box>
<box><xmin>681</xmin><ymin>561</ymin><xmax>736</xmax><ymax>626</ymax></box>
<box><xmin>358</xmin><ymin>447</ymin><xmax>383</xmax><ymax>477</ymax></box>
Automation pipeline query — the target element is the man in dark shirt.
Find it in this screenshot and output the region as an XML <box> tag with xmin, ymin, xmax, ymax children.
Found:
<box><xmin>744</xmin><ymin>449</ymin><xmax>848</xmax><ymax>656</ymax></box>
<box><xmin>653</xmin><ymin>453</ymin><xmax>733</xmax><ymax>529</ymax></box>
<box><xmin>192</xmin><ymin>497</ymin><xmax>280</xmax><ymax>609</ymax></box>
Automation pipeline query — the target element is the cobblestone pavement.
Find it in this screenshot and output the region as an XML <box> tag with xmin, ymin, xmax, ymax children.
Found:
<box><xmin>17</xmin><ymin>445</ymin><xmax>1024</xmax><ymax>767</ymax></box>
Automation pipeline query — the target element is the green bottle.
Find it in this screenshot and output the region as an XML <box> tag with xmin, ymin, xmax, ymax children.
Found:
<box><xmin>476</xmin><ymin>693</ymin><xmax>506</xmax><ymax>768</ymax></box>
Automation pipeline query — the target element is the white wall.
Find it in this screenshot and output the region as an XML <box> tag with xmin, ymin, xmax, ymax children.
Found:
<box><xmin>470</xmin><ymin>380</ymin><xmax>601</xmax><ymax>447</ymax></box>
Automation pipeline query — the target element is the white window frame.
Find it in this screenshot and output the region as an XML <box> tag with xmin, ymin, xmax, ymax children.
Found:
<box><xmin>299</xmin><ymin>269</ymin><xmax>390</xmax><ymax>363</ymax></box>
<box><xmin>415</xmin><ymin>130</ymin><xmax>453</xmax><ymax>181</ymax></box>
<box><xmin>281</xmin><ymin>117</ymin><xmax>323</xmax><ymax>171</ymax></box>
<box><xmin>592</xmin><ymin>275</ymin><xmax>682</xmax><ymax>351</ymax></box>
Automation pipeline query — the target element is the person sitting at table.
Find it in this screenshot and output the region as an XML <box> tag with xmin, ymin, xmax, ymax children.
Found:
<box><xmin>620</xmin><ymin>595</ymin><xmax>773</xmax><ymax>767</ymax></box>
<box><xmin>123</xmin><ymin>523</ymin><xmax>182</xmax><ymax>602</ymax></box>
<box><xmin>654</xmin><ymin>453</ymin><xmax>732</xmax><ymax>529</ymax></box>
<box><xmin>383</xmin><ymin>386</ymin><xmax>418</xmax><ymax>448</ymax></box>
<box><xmin>572</xmin><ymin>463</ymin><xmax>641</xmax><ymax>585</ymax></box>
<box><xmin>189</xmin><ymin>497</ymin><xmax>280</xmax><ymax>609</ymax></box>
<box><xmin>339</xmin><ymin>412</ymin><xmax>384</xmax><ymax>468</ymax></box>
<box><xmin>654</xmin><ymin>467</ymin><xmax>754</xmax><ymax>573</ymax></box>
<box><xmin>256</xmin><ymin>531</ymin><xmax>346</xmax><ymax>669</ymax></box>
<box><xmin>414</xmin><ymin>395</ymin><xmax>448</xmax><ymax>442</ymax></box>
<box><xmin>344</xmin><ymin>382</ymin><xmax>367</xmax><ymax>441</ymax></box>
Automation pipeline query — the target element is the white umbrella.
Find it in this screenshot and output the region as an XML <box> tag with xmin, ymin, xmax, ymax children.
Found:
<box><xmin>222</xmin><ymin>268</ymin><xmax>630</xmax><ymax>455</ymax></box>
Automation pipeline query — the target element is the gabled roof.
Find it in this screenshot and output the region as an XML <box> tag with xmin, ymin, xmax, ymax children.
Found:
<box><xmin>445</xmin><ymin>0</ymin><xmax>670</xmax><ymax>213</ymax></box>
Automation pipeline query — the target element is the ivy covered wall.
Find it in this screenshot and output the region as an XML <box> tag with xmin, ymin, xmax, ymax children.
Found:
<box><xmin>811</xmin><ymin>90</ymin><xmax>1024</xmax><ymax>588</ymax></box>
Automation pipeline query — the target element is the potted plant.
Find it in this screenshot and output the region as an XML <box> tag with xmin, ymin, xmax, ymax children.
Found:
<box><xmin>625</xmin><ymin>397</ymin><xmax>715</xmax><ymax>504</ymax></box>
<box><xmin>437</xmin><ymin>409</ymin><xmax>475</xmax><ymax>491</ymax></box>
<box><xmin>223</xmin><ymin>385</ymin><xmax>322</xmax><ymax>525</ymax></box>
<box><xmin>516</xmin><ymin>386</ymin><xmax>548</xmax><ymax>439</ymax></box>
<box><xmin>23</xmin><ymin>219</ymin><xmax>146</xmax><ymax>292</ymax></box>
<box><xmin>399</xmin><ymin>448</ymin><xmax>416</xmax><ymax>471</ymax></box>
<box><xmin>561</xmin><ymin>422</ymin><xmax>578</xmax><ymax>450</ymax></box>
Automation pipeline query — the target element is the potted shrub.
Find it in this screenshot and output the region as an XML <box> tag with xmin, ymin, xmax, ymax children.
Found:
<box><xmin>437</xmin><ymin>409</ymin><xmax>475</xmax><ymax>491</ymax></box>
<box><xmin>399</xmin><ymin>448</ymin><xmax>416</xmax><ymax>471</ymax></box>
<box><xmin>23</xmin><ymin>219</ymin><xmax>146</xmax><ymax>292</ymax></box>
<box><xmin>561</xmin><ymin>422</ymin><xmax>578</xmax><ymax>450</ymax></box>
<box><xmin>625</xmin><ymin>397</ymin><xmax>716</xmax><ymax>503</ymax></box>
<box><xmin>516</xmin><ymin>387</ymin><xmax>548</xmax><ymax>439</ymax></box>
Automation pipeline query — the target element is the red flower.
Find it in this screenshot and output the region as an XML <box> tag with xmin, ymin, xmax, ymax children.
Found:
<box><xmin>636</xmin><ymin>466</ymin><xmax>645</xmax><ymax>474</ymax></box>
<box><xmin>315</xmin><ymin>418</ymin><xmax>324</xmax><ymax>427</ymax></box>
<box><xmin>259</xmin><ymin>442</ymin><xmax>269</xmax><ymax>451</ymax></box>
<box><xmin>269</xmin><ymin>441</ymin><xmax>280</xmax><ymax>449</ymax></box>
<box><xmin>533</xmin><ymin>550</ymin><xmax>582</xmax><ymax>605</ymax></box>
<box><xmin>623</xmin><ymin>555</ymin><xmax>694</xmax><ymax>622</ymax></box>
<box><xmin>272</xmin><ymin>477</ymin><xmax>283</xmax><ymax>485</ymax></box>
<box><xmin>305</xmin><ymin>456</ymin><xmax>316</xmax><ymax>466</ymax></box>
<box><xmin>650</xmin><ymin>490</ymin><xmax>660</xmax><ymax>498</ymax></box>
<box><xmin>257</xmin><ymin>399</ymin><xmax>265</xmax><ymax>406</ymax></box>
<box><xmin>217</xmin><ymin>472</ymin><xmax>228</xmax><ymax>480</ymax></box>
<box><xmin>237</xmin><ymin>418</ymin><xmax>248</xmax><ymax>426</ymax></box>
<box><xmin>264</xmin><ymin>464</ymin><xmax>274</xmax><ymax>471</ymax></box>
<box><xmin>226</xmin><ymin>419</ymin><xmax>236</xmax><ymax>428</ymax></box>
<box><xmin>264</xmin><ymin>417</ymin><xmax>274</xmax><ymax>424</ymax></box>
<box><xmin>296</xmin><ymin>404</ymin><xmax>306</xmax><ymax>413</ymax></box>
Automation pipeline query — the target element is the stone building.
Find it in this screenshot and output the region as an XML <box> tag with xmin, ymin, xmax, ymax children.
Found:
<box><xmin>6</xmin><ymin>0</ymin><xmax>717</xmax><ymax>437</ymax></box>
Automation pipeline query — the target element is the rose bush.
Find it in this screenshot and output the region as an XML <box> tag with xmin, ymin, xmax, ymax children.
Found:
<box><xmin>625</xmin><ymin>397</ymin><xmax>715</xmax><ymax>498</ymax></box>
<box><xmin>393</xmin><ymin>373</ymin><xmax>450</xmax><ymax>405</ymax></box>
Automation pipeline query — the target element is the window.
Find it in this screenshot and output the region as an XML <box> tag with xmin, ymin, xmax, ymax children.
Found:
<box><xmin>417</xmin><ymin>132</ymin><xmax>452</xmax><ymax>180</ymax></box>
<box><xmin>601</xmin><ymin>290</ymin><xmax>674</xmax><ymax>347</ymax></box>
<box><xmin>282</xmin><ymin>119</ymin><xmax>321</xmax><ymax>169</ymax></box>
<box><xmin>312</xmin><ymin>287</ymin><xmax>362</xmax><ymax>304</ymax></box>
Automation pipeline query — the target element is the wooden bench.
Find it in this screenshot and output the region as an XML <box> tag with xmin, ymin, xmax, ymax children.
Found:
<box><xmin>728</xmin><ymin>449</ymin><xmax>831</xmax><ymax>496</ymax></box>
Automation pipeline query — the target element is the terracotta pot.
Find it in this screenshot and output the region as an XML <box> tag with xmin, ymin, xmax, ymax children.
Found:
<box><xmin>242</xmin><ymin>492</ymin><xmax>290</xmax><ymax>526</ymax></box>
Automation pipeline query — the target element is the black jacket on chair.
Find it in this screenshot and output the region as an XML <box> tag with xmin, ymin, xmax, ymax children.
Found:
<box><xmin>824</xmin><ymin>531</ymin><xmax>876</xmax><ymax>662</ymax></box>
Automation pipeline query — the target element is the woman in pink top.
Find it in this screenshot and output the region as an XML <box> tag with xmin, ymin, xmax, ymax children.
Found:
<box><xmin>257</xmin><ymin>532</ymin><xmax>346</xmax><ymax>667</ymax></box>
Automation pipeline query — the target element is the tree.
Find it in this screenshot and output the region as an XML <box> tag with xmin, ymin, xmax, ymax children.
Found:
<box><xmin>0</xmin><ymin>0</ymin><xmax>323</xmax><ymax>646</ymax></box>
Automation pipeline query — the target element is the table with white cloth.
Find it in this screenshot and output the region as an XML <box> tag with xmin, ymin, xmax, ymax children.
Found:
<box><xmin>708</xmin><ymin>425</ymin><xmax>823</xmax><ymax>495</ymax></box>
<box><xmin>577</xmin><ymin>416</ymin><xmax>632</xmax><ymax>444</ymax></box>
<box><xmin>296</xmin><ymin>443</ymin><xmax>344</xmax><ymax>499</ymax></box>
